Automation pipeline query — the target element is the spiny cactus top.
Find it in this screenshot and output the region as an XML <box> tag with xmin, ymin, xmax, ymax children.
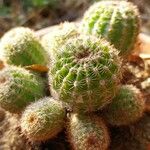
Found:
<box><xmin>42</xmin><ymin>22</ymin><xmax>78</xmax><ymax>61</ymax></box>
<box><xmin>103</xmin><ymin>85</ymin><xmax>145</xmax><ymax>126</ymax></box>
<box><xmin>49</xmin><ymin>35</ymin><xmax>122</xmax><ymax>113</ymax></box>
<box><xmin>81</xmin><ymin>1</ymin><xmax>140</xmax><ymax>56</ymax></box>
<box><xmin>0</xmin><ymin>27</ymin><xmax>48</xmax><ymax>66</ymax></box>
<box><xmin>0</xmin><ymin>66</ymin><xmax>45</xmax><ymax>113</ymax></box>
<box><xmin>21</xmin><ymin>97</ymin><xmax>66</xmax><ymax>141</ymax></box>
<box><xmin>67</xmin><ymin>114</ymin><xmax>110</xmax><ymax>150</ymax></box>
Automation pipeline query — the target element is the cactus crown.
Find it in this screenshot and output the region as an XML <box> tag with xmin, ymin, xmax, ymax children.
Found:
<box><xmin>49</xmin><ymin>35</ymin><xmax>122</xmax><ymax>112</ymax></box>
<box><xmin>81</xmin><ymin>1</ymin><xmax>140</xmax><ymax>56</ymax></box>
<box><xmin>0</xmin><ymin>27</ymin><xmax>48</xmax><ymax>66</ymax></box>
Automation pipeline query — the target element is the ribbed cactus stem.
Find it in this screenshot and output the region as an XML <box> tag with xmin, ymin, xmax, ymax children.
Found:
<box><xmin>81</xmin><ymin>1</ymin><xmax>140</xmax><ymax>56</ymax></box>
<box><xmin>49</xmin><ymin>35</ymin><xmax>122</xmax><ymax>113</ymax></box>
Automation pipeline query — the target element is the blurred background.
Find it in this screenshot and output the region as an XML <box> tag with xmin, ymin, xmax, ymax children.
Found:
<box><xmin>0</xmin><ymin>0</ymin><xmax>150</xmax><ymax>37</ymax></box>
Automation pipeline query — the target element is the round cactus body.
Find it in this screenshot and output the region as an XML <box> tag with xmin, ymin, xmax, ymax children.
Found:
<box><xmin>0</xmin><ymin>66</ymin><xmax>45</xmax><ymax>113</ymax></box>
<box><xmin>104</xmin><ymin>85</ymin><xmax>145</xmax><ymax>126</ymax></box>
<box><xmin>49</xmin><ymin>35</ymin><xmax>122</xmax><ymax>113</ymax></box>
<box><xmin>21</xmin><ymin>97</ymin><xmax>66</xmax><ymax>141</ymax></box>
<box><xmin>42</xmin><ymin>22</ymin><xmax>78</xmax><ymax>61</ymax></box>
<box><xmin>67</xmin><ymin>114</ymin><xmax>110</xmax><ymax>150</ymax></box>
<box><xmin>0</xmin><ymin>27</ymin><xmax>48</xmax><ymax>66</ymax></box>
<box><xmin>81</xmin><ymin>1</ymin><xmax>140</xmax><ymax>56</ymax></box>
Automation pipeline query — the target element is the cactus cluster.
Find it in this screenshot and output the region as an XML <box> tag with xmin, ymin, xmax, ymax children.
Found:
<box><xmin>0</xmin><ymin>1</ymin><xmax>148</xmax><ymax>150</ymax></box>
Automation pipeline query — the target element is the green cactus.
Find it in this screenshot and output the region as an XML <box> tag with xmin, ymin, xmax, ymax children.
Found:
<box><xmin>103</xmin><ymin>85</ymin><xmax>145</xmax><ymax>126</ymax></box>
<box><xmin>0</xmin><ymin>27</ymin><xmax>48</xmax><ymax>66</ymax></box>
<box><xmin>42</xmin><ymin>22</ymin><xmax>78</xmax><ymax>61</ymax></box>
<box><xmin>0</xmin><ymin>66</ymin><xmax>45</xmax><ymax>113</ymax></box>
<box><xmin>48</xmin><ymin>35</ymin><xmax>122</xmax><ymax>113</ymax></box>
<box><xmin>67</xmin><ymin>114</ymin><xmax>110</xmax><ymax>150</ymax></box>
<box><xmin>81</xmin><ymin>1</ymin><xmax>140</xmax><ymax>56</ymax></box>
<box><xmin>21</xmin><ymin>97</ymin><xmax>66</xmax><ymax>141</ymax></box>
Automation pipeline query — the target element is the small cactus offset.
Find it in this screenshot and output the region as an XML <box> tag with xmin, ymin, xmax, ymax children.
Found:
<box><xmin>0</xmin><ymin>27</ymin><xmax>48</xmax><ymax>66</ymax></box>
<box><xmin>21</xmin><ymin>97</ymin><xmax>66</xmax><ymax>141</ymax></box>
<box><xmin>42</xmin><ymin>22</ymin><xmax>78</xmax><ymax>61</ymax></box>
<box><xmin>103</xmin><ymin>85</ymin><xmax>145</xmax><ymax>126</ymax></box>
<box><xmin>0</xmin><ymin>66</ymin><xmax>45</xmax><ymax>113</ymax></box>
<box><xmin>67</xmin><ymin>114</ymin><xmax>110</xmax><ymax>150</ymax></box>
<box><xmin>48</xmin><ymin>35</ymin><xmax>122</xmax><ymax>113</ymax></box>
<box><xmin>81</xmin><ymin>1</ymin><xmax>140</xmax><ymax>56</ymax></box>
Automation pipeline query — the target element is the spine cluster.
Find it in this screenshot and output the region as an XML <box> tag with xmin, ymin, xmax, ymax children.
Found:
<box><xmin>0</xmin><ymin>1</ymin><xmax>147</xmax><ymax>149</ymax></box>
